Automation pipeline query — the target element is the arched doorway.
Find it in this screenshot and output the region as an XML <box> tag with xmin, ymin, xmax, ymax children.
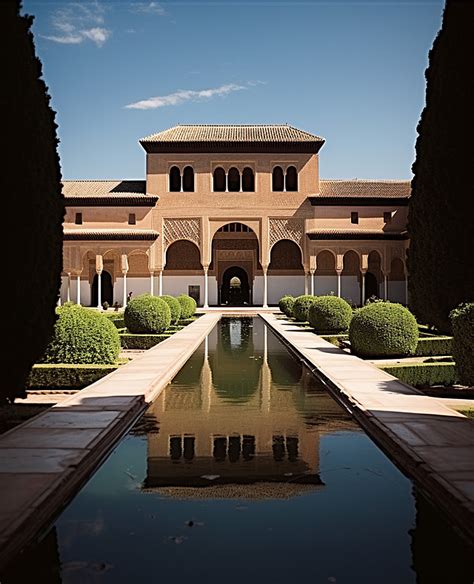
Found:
<box><xmin>364</xmin><ymin>272</ymin><xmax>378</xmax><ymax>302</ymax></box>
<box><xmin>221</xmin><ymin>266</ymin><xmax>250</xmax><ymax>306</ymax></box>
<box><xmin>91</xmin><ymin>270</ymin><xmax>113</xmax><ymax>307</ymax></box>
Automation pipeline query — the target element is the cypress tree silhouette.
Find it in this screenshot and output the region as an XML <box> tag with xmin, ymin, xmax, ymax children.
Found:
<box><xmin>408</xmin><ymin>0</ymin><xmax>474</xmax><ymax>333</ymax></box>
<box><xmin>1</xmin><ymin>1</ymin><xmax>64</xmax><ymax>402</ymax></box>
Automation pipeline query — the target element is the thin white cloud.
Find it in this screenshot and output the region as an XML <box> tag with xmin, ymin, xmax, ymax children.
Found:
<box><xmin>43</xmin><ymin>2</ymin><xmax>111</xmax><ymax>47</ymax></box>
<box><xmin>124</xmin><ymin>82</ymin><xmax>263</xmax><ymax>110</ymax></box>
<box><xmin>130</xmin><ymin>2</ymin><xmax>166</xmax><ymax>15</ymax></box>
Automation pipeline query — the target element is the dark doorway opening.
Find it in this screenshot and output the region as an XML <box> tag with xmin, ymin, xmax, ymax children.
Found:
<box><xmin>220</xmin><ymin>266</ymin><xmax>251</xmax><ymax>306</ymax></box>
<box><xmin>91</xmin><ymin>270</ymin><xmax>113</xmax><ymax>307</ymax></box>
<box><xmin>364</xmin><ymin>271</ymin><xmax>378</xmax><ymax>302</ymax></box>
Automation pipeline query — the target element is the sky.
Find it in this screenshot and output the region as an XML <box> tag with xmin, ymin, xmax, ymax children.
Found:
<box><xmin>23</xmin><ymin>0</ymin><xmax>445</xmax><ymax>180</ymax></box>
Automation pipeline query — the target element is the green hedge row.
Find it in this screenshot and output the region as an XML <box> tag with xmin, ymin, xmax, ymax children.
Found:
<box><xmin>378</xmin><ymin>362</ymin><xmax>456</xmax><ymax>387</ymax></box>
<box><xmin>415</xmin><ymin>336</ymin><xmax>453</xmax><ymax>356</ymax></box>
<box><xmin>28</xmin><ymin>364</ymin><xmax>119</xmax><ymax>389</ymax></box>
<box><xmin>119</xmin><ymin>333</ymin><xmax>173</xmax><ymax>350</ymax></box>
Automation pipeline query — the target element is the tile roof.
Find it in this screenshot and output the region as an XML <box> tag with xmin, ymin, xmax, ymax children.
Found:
<box><xmin>318</xmin><ymin>179</ymin><xmax>411</xmax><ymax>199</ymax></box>
<box><xmin>140</xmin><ymin>124</ymin><xmax>324</xmax><ymax>144</ymax></box>
<box><xmin>64</xmin><ymin>229</ymin><xmax>159</xmax><ymax>241</ymax></box>
<box><xmin>62</xmin><ymin>181</ymin><xmax>158</xmax><ymax>206</ymax></box>
<box><xmin>306</xmin><ymin>229</ymin><xmax>408</xmax><ymax>240</ymax></box>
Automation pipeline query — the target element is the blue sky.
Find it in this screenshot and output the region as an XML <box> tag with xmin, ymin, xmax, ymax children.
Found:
<box><xmin>23</xmin><ymin>0</ymin><xmax>444</xmax><ymax>180</ymax></box>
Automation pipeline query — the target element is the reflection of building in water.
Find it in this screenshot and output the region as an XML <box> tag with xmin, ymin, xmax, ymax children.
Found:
<box><xmin>144</xmin><ymin>319</ymin><xmax>355</xmax><ymax>497</ymax></box>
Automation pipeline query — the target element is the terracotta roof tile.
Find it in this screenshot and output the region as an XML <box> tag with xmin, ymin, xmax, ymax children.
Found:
<box><xmin>140</xmin><ymin>124</ymin><xmax>324</xmax><ymax>143</ymax></box>
<box><xmin>62</xmin><ymin>180</ymin><xmax>147</xmax><ymax>197</ymax></box>
<box><xmin>64</xmin><ymin>229</ymin><xmax>159</xmax><ymax>241</ymax></box>
<box><xmin>318</xmin><ymin>179</ymin><xmax>411</xmax><ymax>198</ymax></box>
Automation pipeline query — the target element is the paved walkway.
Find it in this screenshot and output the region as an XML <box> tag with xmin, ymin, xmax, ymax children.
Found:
<box><xmin>0</xmin><ymin>312</ymin><xmax>220</xmax><ymax>570</ymax></box>
<box><xmin>260</xmin><ymin>313</ymin><xmax>474</xmax><ymax>546</ymax></box>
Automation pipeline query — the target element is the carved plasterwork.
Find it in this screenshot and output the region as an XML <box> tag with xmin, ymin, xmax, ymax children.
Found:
<box><xmin>163</xmin><ymin>218</ymin><xmax>200</xmax><ymax>248</ymax></box>
<box><xmin>217</xmin><ymin>250</ymin><xmax>254</xmax><ymax>261</ymax></box>
<box><xmin>269</xmin><ymin>218</ymin><xmax>304</xmax><ymax>249</ymax></box>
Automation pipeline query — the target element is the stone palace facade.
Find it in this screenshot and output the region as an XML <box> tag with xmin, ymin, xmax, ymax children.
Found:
<box><xmin>60</xmin><ymin>124</ymin><xmax>410</xmax><ymax>307</ymax></box>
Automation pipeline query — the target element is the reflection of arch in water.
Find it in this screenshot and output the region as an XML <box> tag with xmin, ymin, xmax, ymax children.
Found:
<box><xmin>266</xmin><ymin>333</ymin><xmax>303</xmax><ymax>386</ymax></box>
<box><xmin>208</xmin><ymin>318</ymin><xmax>260</xmax><ymax>402</ymax></box>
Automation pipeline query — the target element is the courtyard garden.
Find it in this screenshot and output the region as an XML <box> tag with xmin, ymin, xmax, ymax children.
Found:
<box><xmin>278</xmin><ymin>294</ymin><xmax>473</xmax><ymax>396</ymax></box>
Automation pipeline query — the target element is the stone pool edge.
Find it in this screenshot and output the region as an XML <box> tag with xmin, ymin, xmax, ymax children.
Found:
<box><xmin>260</xmin><ymin>312</ymin><xmax>474</xmax><ymax>547</ymax></box>
<box><xmin>0</xmin><ymin>312</ymin><xmax>221</xmax><ymax>571</ymax></box>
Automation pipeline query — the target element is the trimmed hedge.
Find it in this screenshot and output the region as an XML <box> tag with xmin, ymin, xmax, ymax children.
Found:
<box><xmin>160</xmin><ymin>295</ymin><xmax>182</xmax><ymax>324</ymax></box>
<box><xmin>278</xmin><ymin>295</ymin><xmax>295</xmax><ymax>318</ymax></box>
<box><xmin>350</xmin><ymin>302</ymin><xmax>419</xmax><ymax>358</ymax></box>
<box><xmin>293</xmin><ymin>295</ymin><xmax>316</xmax><ymax>322</ymax></box>
<box><xmin>177</xmin><ymin>294</ymin><xmax>197</xmax><ymax>319</ymax></box>
<box><xmin>124</xmin><ymin>294</ymin><xmax>171</xmax><ymax>334</ymax></box>
<box><xmin>308</xmin><ymin>296</ymin><xmax>352</xmax><ymax>332</ymax></box>
<box><xmin>378</xmin><ymin>362</ymin><xmax>456</xmax><ymax>387</ymax></box>
<box><xmin>415</xmin><ymin>336</ymin><xmax>452</xmax><ymax>357</ymax></box>
<box><xmin>120</xmin><ymin>333</ymin><xmax>172</xmax><ymax>350</ymax></box>
<box><xmin>104</xmin><ymin>312</ymin><xmax>126</xmax><ymax>329</ymax></box>
<box><xmin>28</xmin><ymin>364</ymin><xmax>119</xmax><ymax>389</ymax></box>
<box><xmin>450</xmin><ymin>303</ymin><xmax>474</xmax><ymax>385</ymax></box>
<box><xmin>41</xmin><ymin>305</ymin><xmax>120</xmax><ymax>365</ymax></box>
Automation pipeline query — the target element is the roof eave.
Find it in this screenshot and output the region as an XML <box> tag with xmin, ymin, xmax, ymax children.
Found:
<box><xmin>308</xmin><ymin>196</ymin><xmax>410</xmax><ymax>206</ymax></box>
<box><xmin>139</xmin><ymin>140</ymin><xmax>325</xmax><ymax>154</ymax></box>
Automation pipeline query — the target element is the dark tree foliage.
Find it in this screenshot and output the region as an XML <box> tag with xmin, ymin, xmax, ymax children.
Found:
<box><xmin>1</xmin><ymin>2</ymin><xmax>64</xmax><ymax>402</ymax></box>
<box><xmin>408</xmin><ymin>0</ymin><xmax>474</xmax><ymax>333</ymax></box>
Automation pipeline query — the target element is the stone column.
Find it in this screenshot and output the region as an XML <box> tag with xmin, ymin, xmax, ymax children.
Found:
<box><xmin>360</xmin><ymin>269</ymin><xmax>367</xmax><ymax>307</ymax></box>
<box><xmin>121</xmin><ymin>254</ymin><xmax>129</xmax><ymax>307</ymax></box>
<box><xmin>66</xmin><ymin>273</ymin><xmax>71</xmax><ymax>302</ymax></box>
<box><xmin>203</xmin><ymin>264</ymin><xmax>209</xmax><ymax>308</ymax></box>
<box><xmin>304</xmin><ymin>272</ymin><xmax>308</xmax><ymax>295</ymax></box>
<box><xmin>263</xmin><ymin>266</ymin><xmax>268</xmax><ymax>308</ymax></box>
<box><xmin>310</xmin><ymin>269</ymin><xmax>315</xmax><ymax>296</ymax></box>
<box><xmin>158</xmin><ymin>270</ymin><xmax>163</xmax><ymax>296</ymax></box>
<box><xmin>150</xmin><ymin>271</ymin><xmax>155</xmax><ymax>295</ymax></box>
<box><xmin>96</xmin><ymin>254</ymin><xmax>103</xmax><ymax>309</ymax></box>
<box><xmin>336</xmin><ymin>269</ymin><xmax>342</xmax><ymax>298</ymax></box>
<box><xmin>76</xmin><ymin>275</ymin><xmax>81</xmax><ymax>305</ymax></box>
<box><xmin>383</xmin><ymin>272</ymin><xmax>388</xmax><ymax>300</ymax></box>
<box><xmin>405</xmin><ymin>274</ymin><xmax>408</xmax><ymax>305</ymax></box>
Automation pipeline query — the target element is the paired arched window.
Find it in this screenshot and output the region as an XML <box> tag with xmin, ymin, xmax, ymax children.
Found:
<box><xmin>272</xmin><ymin>165</ymin><xmax>298</xmax><ymax>191</ymax></box>
<box><xmin>169</xmin><ymin>166</ymin><xmax>194</xmax><ymax>192</ymax></box>
<box><xmin>213</xmin><ymin>167</ymin><xmax>255</xmax><ymax>192</ymax></box>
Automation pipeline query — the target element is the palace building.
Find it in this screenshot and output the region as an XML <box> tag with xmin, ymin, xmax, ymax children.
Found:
<box><xmin>61</xmin><ymin>124</ymin><xmax>410</xmax><ymax>307</ymax></box>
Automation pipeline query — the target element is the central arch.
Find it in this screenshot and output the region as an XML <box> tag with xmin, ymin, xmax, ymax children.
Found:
<box><xmin>221</xmin><ymin>266</ymin><xmax>250</xmax><ymax>306</ymax></box>
<box><xmin>91</xmin><ymin>270</ymin><xmax>113</xmax><ymax>307</ymax></box>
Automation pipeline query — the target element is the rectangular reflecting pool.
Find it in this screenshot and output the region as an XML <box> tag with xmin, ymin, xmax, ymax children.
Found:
<box><xmin>2</xmin><ymin>318</ymin><xmax>473</xmax><ymax>583</ymax></box>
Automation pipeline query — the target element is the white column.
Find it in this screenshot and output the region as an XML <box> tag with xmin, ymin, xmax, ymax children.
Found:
<box><xmin>304</xmin><ymin>272</ymin><xmax>308</xmax><ymax>295</ymax></box>
<box><xmin>384</xmin><ymin>274</ymin><xmax>388</xmax><ymax>300</ymax></box>
<box><xmin>405</xmin><ymin>275</ymin><xmax>408</xmax><ymax>305</ymax></box>
<box><xmin>66</xmin><ymin>273</ymin><xmax>71</xmax><ymax>302</ymax></box>
<box><xmin>96</xmin><ymin>254</ymin><xmax>103</xmax><ymax>309</ymax></box>
<box><xmin>158</xmin><ymin>270</ymin><xmax>163</xmax><ymax>296</ymax></box>
<box><xmin>122</xmin><ymin>271</ymin><xmax>128</xmax><ymax>307</ymax></box>
<box><xmin>97</xmin><ymin>272</ymin><xmax>102</xmax><ymax>308</ymax></box>
<box><xmin>76</xmin><ymin>275</ymin><xmax>81</xmax><ymax>305</ymax></box>
<box><xmin>150</xmin><ymin>272</ymin><xmax>154</xmax><ymax>295</ymax></box>
<box><xmin>203</xmin><ymin>266</ymin><xmax>209</xmax><ymax>308</ymax></box>
<box><xmin>263</xmin><ymin>267</ymin><xmax>268</xmax><ymax>308</ymax></box>
<box><xmin>310</xmin><ymin>270</ymin><xmax>315</xmax><ymax>296</ymax></box>
<box><xmin>360</xmin><ymin>270</ymin><xmax>366</xmax><ymax>307</ymax></box>
<box><xmin>337</xmin><ymin>270</ymin><xmax>342</xmax><ymax>298</ymax></box>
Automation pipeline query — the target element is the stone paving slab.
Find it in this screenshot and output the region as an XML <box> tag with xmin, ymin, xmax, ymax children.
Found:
<box><xmin>0</xmin><ymin>312</ymin><xmax>220</xmax><ymax>571</ymax></box>
<box><xmin>260</xmin><ymin>313</ymin><xmax>474</xmax><ymax>546</ymax></box>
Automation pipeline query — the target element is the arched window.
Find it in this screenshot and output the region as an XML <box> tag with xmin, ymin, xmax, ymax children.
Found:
<box><xmin>285</xmin><ymin>166</ymin><xmax>298</xmax><ymax>191</ymax></box>
<box><xmin>213</xmin><ymin>167</ymin><xmax>226</xmax><ymax>192</ymax></box>
<box><xmin>228</xmin><ymin>167</ymin><xmax>240</xmax><ymax>192</ymax></box>
<box><xmin>272</xmin><ymin>166</ymin><xmax>284</xmax><ymax>191</ymax></box>
<box><xmin>242</xmin><ymin>167</ymin><xmax>255</xmax><ymax>192</ymax></box>
<box><xmin>182</xmin><ymin>166</ymin><xmax>194</xmax><ymax>192</ymax></box>
<box><xmin>169</xmin><ymin>166</ymin><xmax>181</xmax><ymax>192</ymax></box>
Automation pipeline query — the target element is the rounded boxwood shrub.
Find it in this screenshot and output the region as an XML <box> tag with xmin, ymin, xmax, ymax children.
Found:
<box><xmin>308</xmin><ymin>296</ymin><xmax>353</xmax><ymax>332</ymax></box>
<box><xmin>41</xmin><ymin>305</ymin><xmax>120</xmax><ymax>364</ymax></box>
<box><xmin>124</xmin><ymin>294</ymin><xmax>171</xmax><ymax>334</ymax></box>
<box><xmin>177</xmin><ymin>294</ymin><xmax>197</xmax><ymax>319</ymax></box>
<box><xmin>160</xmin><ymin>295</ymin><xmax>182</xmax><ymax>324</ymax></box>
<box><xmin>450</xmin><ymin>303</ymin><xmax>474</xmax><ymax>385</ymax></box>
<box><xmin>278</xmin><ymin>295</ymin><xmax>295</xmax><ymax>318</ymax></box>
<box><xmin>293</xmin><ymin>295</ymin><xmax>317</xmax><ymax>322</ymax></box>
<box><xmin>349</xmin><ymin>301</ymin><xmax>419</xmax><ymax>357</ymax></box>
